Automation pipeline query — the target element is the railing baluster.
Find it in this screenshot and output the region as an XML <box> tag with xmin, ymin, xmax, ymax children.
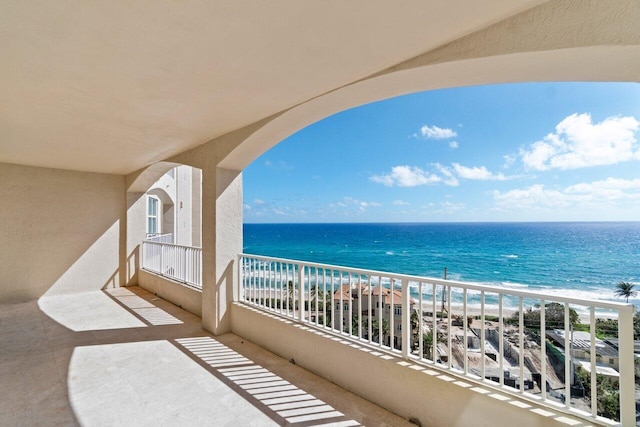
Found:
<box><xmin>348</xmin><ymin>273</ymin><xmax>353</xmax><ymax>336</ymax></box>
<box><xmin>298</xmin><ymin>264</ymin><xmax>305</xmax><ymax>321</ymax></box>
<box><xmin>389</xmin><ymin>278</ymin><xmax>395</xmax><ymax>350</ymax></box>
<box><xmin>618</xmin><ymin>304</ymin><xmax>635</xmax><ymax>426</ymax></box>
<box><xmin>540</xmin><ymin>298</ymin><xmax>546</xmax><ymax>402</ymax></box>
<box><xmin>418</xmin><ymin>281</ymin><xmax>423</xmax><ymax>361</ymax></box>
<box><xmin>519</xmin><ymin>297</ymin><xmax>524</xmax><ymax>394</ymax></box>
<box><xmin>589</xmin><ymin>305</ymin><xmax>596</xmax><ymax>418</ymax></box>
<box><xmin>378</xmin><ymin>276</ymin><xmax>382</xmax><ymax>346</ymax></box>
<box><xmin>480</xmin><ymin>290</ymin><xmax>485</xmax><ymax>381</ymax></box>
<box><xmin>432</xmin><ymin>283</ymin><xmax>436</xmax><ymax>363</ymax></box>
<box><xmin>463</xmin><ymin>288</ymin><xmax>468</xmax><ymax>375</ymax></box>
<box><xmin>315</xmin><ymin>267</ymin><xmax>320</xmax><ymax>325</ymax></box>
<box><xmin>358</xmin><ymin>274</ymin><xmax>362</xmax><ymax>339</ymax></box>
<box><xmin>402</xmin><ymin>278</ymin><xmax>410</xmax><ymax>359</ymax></box>
<box><xmin>323</xmin><ymin>269</ymin><xmax>327</xmax><ymax>328</ymax></box>
<box><xmin>447</xmin><ymin>285</ymin><xmax>452</xmax><ymax>369</ymax></box>
<box><xmin>564</xmin><ymin>303</ymin><xmax>571</xmax><ymax>410</ymax></box>
<box><xmin>499</xmin><ymin>294</ymin><xmax>504</xmax><ymax>388</ymax></box>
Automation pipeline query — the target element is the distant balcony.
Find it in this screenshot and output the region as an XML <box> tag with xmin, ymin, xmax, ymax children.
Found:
<box><xmin>145</xmin><ymin>233</ymin><xmax>174</xmax><ymax>244</ymax></box>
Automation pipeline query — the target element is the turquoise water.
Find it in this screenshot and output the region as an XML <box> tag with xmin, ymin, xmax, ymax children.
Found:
<box><xmin>243</xmin><ymin>222</ymin><xmax>640</xmax><ymax>306</ymax></box>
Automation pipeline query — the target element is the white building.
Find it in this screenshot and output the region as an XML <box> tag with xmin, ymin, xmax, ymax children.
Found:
<box><xmin>145</xmin><ymin>165</ymin><xmax>202</xmax><ymax>247</ymax></box>
<box><xmin>333</xmin><ymin>283</ymin><xmax>417</xmax><ymax>349</ymax></box>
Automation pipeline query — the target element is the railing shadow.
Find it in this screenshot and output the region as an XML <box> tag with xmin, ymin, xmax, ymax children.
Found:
<box><xmin>77</xmin><ymin>286</ymin><xmax>365</xmax><ymax>426</ymax></box>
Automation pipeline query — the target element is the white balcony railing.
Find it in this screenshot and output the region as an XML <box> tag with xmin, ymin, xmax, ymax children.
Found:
<box><xmin>141</xmin><ymin>241</ymin><xmax>202</xmax><ymax>289</ymax></box>
<box><xmin>145</xmin><ymin>233</ymin><xmax>174</xmax><ymax>243</ymax></box>
<box><xmin>237</xmin><ymin>253</ymin><xmax>635</xmax><ymax>426</ymax></box>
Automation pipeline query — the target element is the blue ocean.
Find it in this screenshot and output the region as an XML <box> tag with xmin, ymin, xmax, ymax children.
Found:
<box><xmin>243</xmin><ymin>222</ymin><xmax>640</xmax><ymax>306</ymax></box>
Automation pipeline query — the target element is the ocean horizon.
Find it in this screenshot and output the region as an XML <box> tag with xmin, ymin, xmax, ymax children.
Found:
<box><xmin>243</xmin><ymin>221</ymin><xmax>640</xmax><ymax>307</ymax></box>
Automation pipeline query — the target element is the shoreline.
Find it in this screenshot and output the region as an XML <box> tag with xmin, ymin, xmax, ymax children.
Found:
<box><xmin>420</xmin><ymin>302</ymin><xmax>619</xmax><ymax>323</ymax></box>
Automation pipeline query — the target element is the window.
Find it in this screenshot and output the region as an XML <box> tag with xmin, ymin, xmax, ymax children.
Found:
<box><xmin>147</xmin><ymin>196</ymin><xmax>160</xmax><ymax>235</ymax></box>
<box><xmin>344</xmin><ymin>304</ymin><xmax>349</xmax><ymax>311</ymax></box>
<box><xmin>394</xmin><ymin>306</ymin><xmax>401</xmax><ymax>315</ymax></box>
<box><xmin>397</xmin><ymin>324</ymin><xmax>402</xmax><ymax>331</ymax></box>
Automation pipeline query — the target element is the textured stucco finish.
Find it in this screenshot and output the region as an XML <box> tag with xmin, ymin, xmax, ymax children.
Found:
<box><xmin>201</xmin><ymin>167</ymin><xmax>242</xmax><ymax>335</ymax></box>
<box><xmin>138</xmin><ymin>269</ymin><xmax>202</xmax><ymax>316</ymax></box>
<box><xmin>0</xmin><ymin>162</ymin><xmax>124</xmax><ymax>302</ymax></box>
<box><xmin>0</xmin><ymin>1</ymin><xmax>544</xmax><ymax>174</ymax></box>
<box><xmin>217</xmin><ymin>0</ymin><xmax>640</xmax><ymax>171</ymax></box>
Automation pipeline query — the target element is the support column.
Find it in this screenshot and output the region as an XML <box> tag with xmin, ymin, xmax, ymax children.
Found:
<box><xmin>201</xmin><ymin>166</ymin><xmax>243</xmax><ymax>335</ymax></box>
<box><xmin>122</xmin><ymin>191</ymin><xmax>147</xmax><ymax>287</ymax></box>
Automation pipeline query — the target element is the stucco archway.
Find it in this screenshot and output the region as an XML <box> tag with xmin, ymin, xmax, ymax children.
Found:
<box><xmin>219</xmin><ymin>45</ymin><xmax>640</xmax><ymax>171</ymax></box>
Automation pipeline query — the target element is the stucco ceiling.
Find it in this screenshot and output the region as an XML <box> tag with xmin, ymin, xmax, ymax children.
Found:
<box><xmin>0</xmin><ymin>1</ymin><xmax>545</xmax><ymax>174</ymax></box>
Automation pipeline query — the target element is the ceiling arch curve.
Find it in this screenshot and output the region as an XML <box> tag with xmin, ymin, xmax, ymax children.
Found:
<box><xmin>218</xmin><ymin>45</ymin><xmax>640</xmax><ymax>171</ymax></box>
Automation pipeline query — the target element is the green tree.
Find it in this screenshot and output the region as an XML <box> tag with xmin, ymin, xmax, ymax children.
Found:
<box><xmin>372</xmin><ymin>318</ymin><xmax>390</xmax><ymax>344</ymax></box>
<box><xmin>575</xmin><ymin>368</ymin><xmax>619</xmax><ymax>421</ymax></box>
<box><xmin>512</xmin><ymin>302</ymin><xmax>579</xmax><ymax>329</ymax></box>
<box><xmin>614</xmin><ymin>281</ymin><xmax>636</xmax><ymax>303</ymax></box>
<box><xmin>422</xmin><ymin>330</ymin><xmax>446</xmax><ymax>360</ymax></box>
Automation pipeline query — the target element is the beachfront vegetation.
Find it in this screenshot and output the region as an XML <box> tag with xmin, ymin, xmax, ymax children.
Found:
<box><xmin>590</xmin><ymin>312</ymin><xmax>640</xmax><ymax>340</ymax></box>
<box><xmin>422</xmin><ymin>330</ymin><xmax>446</xmax><ymax>360</ymax></box>
<box><xmin>510</xmin><ymin>302</ymin><xmax>579</xmax><ymax>329</ymax></box>
<box><xmin>614</xmin><ymin>281</ymin><xmax>636</xmax><ymax>303</ymax></box>
<box><xmin>371</xmin><ymin>318</ymin><xmax>390</xmax><ymax>344</ymax></box>
<box><xmin>575</xmin><ymin>368</ymin><xmax>620</xmax><ymax>421</ymax></box>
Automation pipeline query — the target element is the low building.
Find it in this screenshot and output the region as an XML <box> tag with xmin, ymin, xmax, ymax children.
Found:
<box><xmin>546</xmin><ymin>330</ymin><xmax>620</xmax><ymax>371</ymax></box>
<box><xmin>332</xmin><ymin>283</ymin><xmax>417</xmax><ymax>349</ymax></box>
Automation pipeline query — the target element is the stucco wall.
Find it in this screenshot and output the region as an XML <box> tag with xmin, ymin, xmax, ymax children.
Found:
<box><xmin>231</xmin><ymin>303</ymin><xmax>591</xmax><ymax>427</ymax></box>
<box><xmin>138</xmin><ymin>269</ymin><xmax>202</xmax><ymax>317</ymax></box>
<box><xmin>0</xmin><ymin>162</ymin><xmax>124</xmax><ymax>302</ymax></box>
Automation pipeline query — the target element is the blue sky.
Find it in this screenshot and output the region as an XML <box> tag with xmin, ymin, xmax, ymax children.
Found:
<box><xmin>243</xmin><ymin>82</ymin><xmax>640</xmax><ymax>223</ymax></box>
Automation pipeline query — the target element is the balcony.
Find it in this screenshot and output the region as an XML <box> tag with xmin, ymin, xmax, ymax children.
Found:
<box><xmin>0</xmin><ymin>286</ymin><xmax>410</xmax><ymax>426</ymax></box>
<box><xmin>134</xmin><ymin>241</ymin><xmax>636</xmax><ymax>426</ymax></box>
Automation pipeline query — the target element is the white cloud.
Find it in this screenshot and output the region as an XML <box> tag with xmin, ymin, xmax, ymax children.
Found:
<box><xmin>393</xmin><ymin>200</ymin><xmax>409</xmax><ymax>206</ymax></box>
<box><xmin>416</xmin><ymin>124</ymin><xmax>457</xmax><ymax>140</ymax></box>
<box><xmin>502</xmin><ymin>154</ymin><xmax>516</xmax><ymax>169</ymax></box>
<box><xmin>432</xmin><ymin>163</ymin><xmax>459</xmax><ymax>186</ymax></box>
<box><xmin>449</xmin><ymin>141</ymin><xmax>459</xmax><ymax>149</ymax></box>
<box><xmin>492</xmin><ymin>184</ymin><xmax>570</xmax><ymax>209</ymax></box>
<box><xmin>492</xmin><ymin>178</ymin><xmax>640</xmax><ymax>210</ymax></box>
<box><xmin>370</xmin><ymin>166</ymin><xmax>441</xmax><ymax>187</ymax></box>
<box><xmin>520</xmin><ymin>113</ymin><xmax>640</xmax><ymax>171</ymax></box>
<box><xmin>565</xmin><ymin>177</ymin><xmax>640</xmax><ymax>200</ymax></box>
<box><xmin>264</xmin><ymin>159</ymin><xmax>293</xmax><ymax>171</ymax></box>
<box><xmin>452</xmin><ymin>163</ymin><xmax>507</xmax><ymax>181</ymax></box>
<box><xmin>253</xmin><ymin>198</ymin><xmax>265</xmax><ymax>205</ymax></box>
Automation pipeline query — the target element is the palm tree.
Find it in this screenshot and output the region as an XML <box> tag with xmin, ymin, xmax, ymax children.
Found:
<box><xmin>422</xmin><ymin>329</ymin><xmax>446</xmax><ymax>360</ymax></box>
<box><xmin>372</xmin><ymin>318</ymin><xmax>390</xmax><ymax>345</ymax></box>
<box><xmin>615</xmin><ymin>281</ymin><xmax>636</xmax><ymax>303</ymax></box>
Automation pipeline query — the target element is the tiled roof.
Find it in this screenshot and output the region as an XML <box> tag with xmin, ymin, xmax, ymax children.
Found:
<box><xmin>332</xmin><ymin>283</ymin><xmax>416</xmax><ymax>305</ymax></box>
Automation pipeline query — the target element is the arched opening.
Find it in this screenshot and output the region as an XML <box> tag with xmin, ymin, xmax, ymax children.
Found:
<box><xmin>235</xmin><ymin>81</ymin><xmax>639</xmax><ymax>422</ymax></box>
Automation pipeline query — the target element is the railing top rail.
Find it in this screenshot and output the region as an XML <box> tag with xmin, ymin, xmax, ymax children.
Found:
<box><xmin>239</xmin><ymin>252</ymin><xmax>633</xmax><ymax>312</ymax></box>
<box><xmin>143</xmin><ymin>241</ymin><xmax>202</xmax><ymax>251</ymax></box>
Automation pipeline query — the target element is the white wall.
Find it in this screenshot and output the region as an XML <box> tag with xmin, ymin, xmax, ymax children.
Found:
<box><xmin>138</xmin><ymin>270</ymin><xmax>202</xmax><ymax>316</ymax></box>
<box><xmin>0</xmin><ymin>162</ymin><xmax>124</xmax><ymax>302</ymax></box>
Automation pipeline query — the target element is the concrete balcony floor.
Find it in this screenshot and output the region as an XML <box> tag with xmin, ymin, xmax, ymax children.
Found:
<box><xmin>0</xmin><ymin>286</ymin><xmax>411</xmax><ymax>426</ymax></box>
